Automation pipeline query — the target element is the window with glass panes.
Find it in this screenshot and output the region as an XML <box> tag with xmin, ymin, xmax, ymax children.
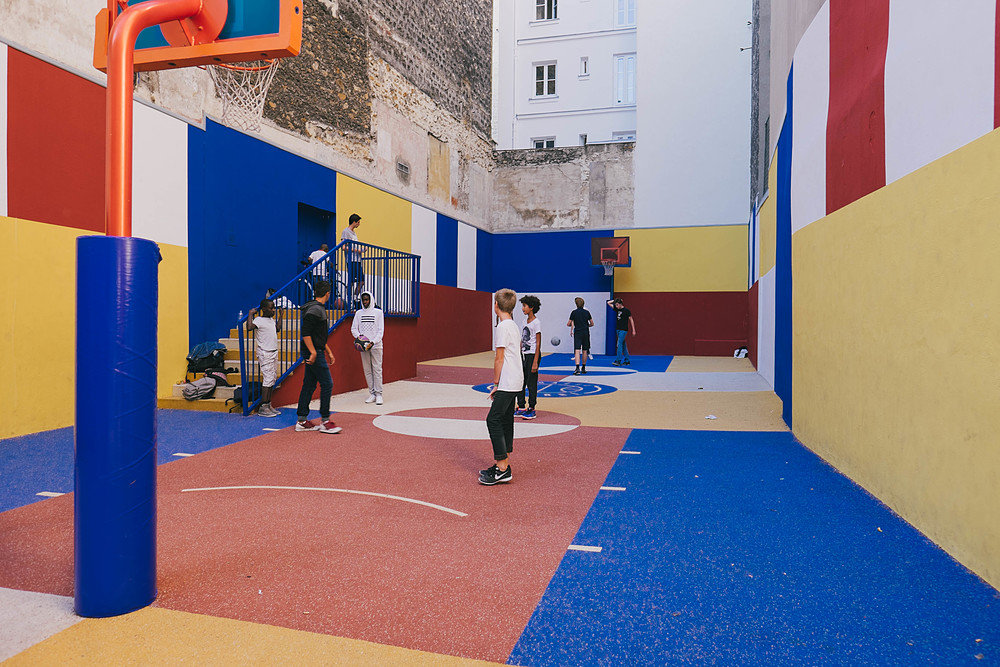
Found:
<box><xmin>533</xmin><ymin>137</ymin><xmax>556</xmax><ymax>149</ymax></box>
<box><xmin>615</xmin><ymin>54</ymin><xmax>636</xmax><ymax>105</ymax></box>
<box><xmin>535</xmin><ymin>63</ymin><xmax>557</xmax><ymax>96</ymax></box>
<box><xmin>616</xmin><ymin>0</ymin><xmax>635</xmax><ymax>27</ymax></box>
<box><xmin>536</xmin><ymin>0</ymin><xmax>557</xmax><ymax>20</ymax></box>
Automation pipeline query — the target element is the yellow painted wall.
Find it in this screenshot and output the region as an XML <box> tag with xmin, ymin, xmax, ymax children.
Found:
<box><xmin>336</xmin><ymin>174</ymin><xmax>413</xmax><ymax>253</ymax></box>
<box><xmin>1</xmin><ymin>217</ymin><xmax>190</xmax><ymax>440</ymax></box>
<box><xmin>758</xmin><ymin>151</ymin><xmax>778</xmax><ymax>276</ymax></box>
<box><xmin>613</xmin><ymin>226</ymin><xmax>748</xmax><ymax>293</ymax></box>
<box><xmin>158</xmin><ymin>242</ymin><xmax>190</xmax><ymax>394</ymax></box>
<box><xmin>793</xmin><ymin>127</ymin><xmax>1000</xmax><ymax>589</ymax></box>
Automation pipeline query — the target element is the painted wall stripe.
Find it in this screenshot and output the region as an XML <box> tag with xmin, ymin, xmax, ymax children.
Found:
<box><xmin>775</xmin><ymin>66</ymin><xmax>794</xmax><ymax>427</ymax></box>
<box><xmin>1</xmin><ymin>43</ymin><xmax>7</xmax><ymax>218</ymax></box>
<box><xmin>435</xmin><ymin>213</ymin><xmax>458</xmax><ymax>288</ymax></box>
<box><xmin>133</xmin><ymin>101</ymin><xmax>188</xmax><ymax>247</ymax></box>
<box><xmin>790</xmin><ymin>3</ymin><xmax>829</xmax><ymax>235</ymax></box>
<box><xmin>411</xmin><ymin>203</ymin><xmax>437</xmax><ymax>284</ymax></box>
<box><xmin>884</xmin><ymin>0</ymin><xmax>996</xmax><ymax>185</ymax></box>
<box><xmin>457</xmin><ymin>221</ymin><xmax>477</xmax><ymax>291</ymax></box>
<box><xmin>827</xmin><ymin>0</ymin><xmax>888</xmax><ymax>213</ymax></box>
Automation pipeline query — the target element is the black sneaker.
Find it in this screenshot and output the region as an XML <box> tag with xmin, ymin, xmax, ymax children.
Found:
<box><xmin>479</xmin><ymin>463</ymin><xmax>498</xmax><ymax>477</ymax></box>
<box><xmin>573</xmin><ymin>368</ymin><xmax>581</xmax><ymax>375</ymax></box>
<box><xmin>581</xmin><ymin>367</ymin><xmax>587</xmax><ymax>374</ymax></box>
<box><xmin>623</xmin><ymin>360</ymin><xmax>630</xmax><ymax>366</ymax></box>
<box><xmin>479</xmin><ymin>465</ymin><xmax>512</xmax><ymax>485</ymax></box>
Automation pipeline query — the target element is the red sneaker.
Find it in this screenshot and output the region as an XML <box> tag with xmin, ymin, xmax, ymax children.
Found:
<box><xmin>319</xmin><ymin>420</ymin><xmax>342</xmax><ymax>434</ymax></box>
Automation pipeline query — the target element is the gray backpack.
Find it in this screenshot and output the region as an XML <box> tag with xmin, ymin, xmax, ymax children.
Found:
<box><xmin>182</xmin><ymin>376</ymin><xmax>218</xmax><ymax>401</ymax></box>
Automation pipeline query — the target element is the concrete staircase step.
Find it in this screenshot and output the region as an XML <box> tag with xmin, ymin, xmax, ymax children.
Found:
<box><xmin>158</xmin><ymin>396</ymin><xmax>233</xmax><ymax>412</ymax></box>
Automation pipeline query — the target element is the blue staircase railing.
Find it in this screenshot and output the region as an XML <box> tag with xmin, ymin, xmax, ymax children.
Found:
<box><xmin>235</xmin><ymin>239</ymin><xmax>420</xmax><ymax>416</ymax></box>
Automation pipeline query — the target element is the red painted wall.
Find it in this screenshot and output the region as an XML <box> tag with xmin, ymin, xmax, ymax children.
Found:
<box><xmin>615</xmin><ymin>291</ymin><xmax>749</xmax><ymax>356</ymax></box>
<box><xmin>272</xmin><ymin>283</ymin><xmax>491</xmax><ymax>407</ymax></box>
<box><xmin>7</xmin><ymin>50</ymin><xmax>106</xmax><ymax>232</ymax></box>
<box><xmin>748</xmin><ymin>281</ymin><xmax>759</xmax><ymax>368</ymax></box>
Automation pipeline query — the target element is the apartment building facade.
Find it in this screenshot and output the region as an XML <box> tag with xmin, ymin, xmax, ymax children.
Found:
<box><xmin>493</xmin><ymin>0</ymin><xmax>638</xmax><ymax>149</ymax></box>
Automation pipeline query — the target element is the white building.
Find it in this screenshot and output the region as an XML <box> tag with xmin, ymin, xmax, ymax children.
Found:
<box><xmin>493</xmin><ymin>0</ymin><xmax>638</xmax><ymax>149</ymax></box>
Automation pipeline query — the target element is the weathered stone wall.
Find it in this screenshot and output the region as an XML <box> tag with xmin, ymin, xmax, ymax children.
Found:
<box><xmin>491</xmin><ymin>143</ymin><xmax>635</xmax><ymax>232</ymax></box>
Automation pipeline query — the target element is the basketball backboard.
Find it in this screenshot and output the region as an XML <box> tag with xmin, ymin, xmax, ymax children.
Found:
<box><xmin>591</xmin><ymin>236</ymin><xmax>631</xmax><ymax>267</ymax></box>
<box><xmin>94</xmin><ymin>0</ymin><xmax>303</xmax><ymax>72</ymax></box>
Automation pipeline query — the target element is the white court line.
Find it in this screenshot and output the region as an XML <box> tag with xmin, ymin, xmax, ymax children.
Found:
<box><xmin>619</xmin><ymin>450</ymin><xmax>641</xmax><ymax>455</ymax></box>
<box><xmin>262</xmin><ymin>428</ymin><xmax>282</xmax><ymax>432</ymax></box>
<box><xmin>172</xmin><ymin>453</ymin><xmax>194</xmax><ymax>457</ymax></box>
<box><xmin>36</xmin><ymin>492</ymin><xmax>64</xmax><ymax>498</ymax></box>
<box><xmin>600</xmin><ymin>486</ymin><xmax>626</xmax><ymax>491</ymax></box>
<box><xmin>181</xmin><ymin>485</ymin><xmax>468</xmax><ymax>517</ymax></box>
<box><xmin>568</xmin><ymin>544</ymin><xmax>602</xmax><ymax>553</ymax></box>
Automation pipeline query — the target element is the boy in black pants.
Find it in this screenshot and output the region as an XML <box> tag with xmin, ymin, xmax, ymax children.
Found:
<box><xmin>516</xmin><ymin>295</ymin><xmax>542</xmax><ymax>419</ymax></box>
<box><xmin>480</xmin><ymin>289</ymin><xmax>524</xmax><ymax>485</ymax></box>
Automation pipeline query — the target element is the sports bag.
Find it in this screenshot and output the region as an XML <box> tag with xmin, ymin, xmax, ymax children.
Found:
<box><xmin>182</xmin><ymin>376</ymin><xmax>218</xmax><ymax>401</ymax></box>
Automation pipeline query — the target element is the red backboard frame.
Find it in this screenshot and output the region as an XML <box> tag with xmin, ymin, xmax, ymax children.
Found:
<box><xmin>591</xmin><ymin>236</ymin><xmax>631</xmax><ymax>267</ymax></box>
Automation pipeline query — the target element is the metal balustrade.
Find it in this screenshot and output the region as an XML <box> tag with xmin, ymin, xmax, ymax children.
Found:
<box><xmin>235</xmin><ymin>239</ymin><xmax>420</xmax><ymax>415</ymax></box>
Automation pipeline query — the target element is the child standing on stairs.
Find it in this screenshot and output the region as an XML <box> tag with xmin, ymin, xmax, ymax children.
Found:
<box><xmin>248</xmin><ymin>298</ymin><xmax>282</xmax><ymax>417</ymax></box>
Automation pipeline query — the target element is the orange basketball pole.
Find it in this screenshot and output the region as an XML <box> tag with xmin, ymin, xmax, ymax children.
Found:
<box><xmin>106</xmin><ymin>0</ymin><xmax>201</xmax><ymax>237</ymax></box>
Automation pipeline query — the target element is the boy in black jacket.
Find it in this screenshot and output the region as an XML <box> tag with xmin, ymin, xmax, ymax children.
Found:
<box><xmin>295</xmin><ymin>280</ymin><xmax>342</xmax><ymax>434</ymax></box>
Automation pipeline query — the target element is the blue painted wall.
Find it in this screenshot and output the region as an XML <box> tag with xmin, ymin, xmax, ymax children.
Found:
<box><xmin>775</xmin><ymin>68</ymin><xmax>794</xmax><ymax>427</ymax></box>
<box><xmin>490</xmin><ymin>230</ymin><xmax>612</xmax><ymax>294</ymax></box>
<box><xmin>188</xmin><ymin>121</ymin><xmax>337</xmax><ymax>344</ymax></box>
<box><xmin>476</xmin><ymin>228</ymin><xmax>492</xmax><ymax>293</ymax></box>
<box><xmin>435</xmin><ymin>213</ymin><xmax>458</xmax><ymax>288</ymax></box>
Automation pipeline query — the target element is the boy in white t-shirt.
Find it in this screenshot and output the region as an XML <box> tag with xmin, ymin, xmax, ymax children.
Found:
<box><xmin>515</xmin><ymin>295</ymin><xmax>542</xmax><ymax>420</ymax></box>
<box><xmin>480</xmin><ymin>288</ymin><xmax>524</xmax><ymax>485</ymax></box>
<box><xmin>248</xmin><ymin>299</ymin><xmax>282</xmax><ymax>417</ymax></box>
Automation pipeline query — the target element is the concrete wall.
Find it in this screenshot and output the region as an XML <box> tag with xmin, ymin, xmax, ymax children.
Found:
<box><xmin>491</xmin><ymin>142</ymin><xmax>634</xmax><ymax>231</ymax></box>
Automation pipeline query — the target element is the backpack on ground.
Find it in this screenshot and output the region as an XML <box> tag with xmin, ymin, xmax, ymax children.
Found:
<box><xmin>182</xmin><ymin>376</ymin><xmax>219</xmax><ymax>401</ymax></box>
<box><xmin>227</xmin><ymin>381</ymin><xmax>263</xmax><ymax>412</ymax></box>
<box><xmin>205</xmin><ymin>369</ymin><xmax>230</xmax><ymax>386</ymax></box>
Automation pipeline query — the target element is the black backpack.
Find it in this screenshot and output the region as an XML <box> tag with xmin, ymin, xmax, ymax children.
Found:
<box><xmin>186</xmin><ymin>342</ymin><xmax>227</xmax><ymax>377</ymax></box>
<box><xmin>227</xmin><ymin>381</ymin><xmax>263</xmax><ymax>412</ymax></box>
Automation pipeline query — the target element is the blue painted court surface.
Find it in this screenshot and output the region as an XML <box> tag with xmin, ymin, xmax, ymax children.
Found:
<box><xmin>472</xmin><ymin>381</ymin><xmax>618</xmax><ymax>397</ymax></box>
<box><xmin>0</xmin><ymin>409</ymin><xmax>300</xmax><ymax>513</ymax></box>
<box><xmin>509</xmin><ymin>430</ymin><xmax>999</xmax><ymax>666</ymax></box>
<box><xmin>539</xmin><ymin>353</ymin><xmax>674</xmax><ymax>373</ymax></box>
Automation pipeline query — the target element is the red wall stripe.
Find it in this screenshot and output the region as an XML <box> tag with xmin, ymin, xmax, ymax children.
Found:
<box><xmin>7</xmin><ymin>49</ymin><xmax>106</xmax><ymax>232</ymax></box>
<box><xmin>748</xmin><ymin>281</ymin><xmax>759</xmax><ymax>369</ymax></box>
<box><xmin>613</xmin><ymin>292</ymin><xmax>749</xmax><ymax>356</ymax></box>
<box><xmin>272</xmin><ymin>284</ymin><xmax>492</xmax><ymax>406</ymax></box>
<box><xmin>826</xmin><ymin>0</ymin><xmax>890</xmax><ymax>214</ymax></box>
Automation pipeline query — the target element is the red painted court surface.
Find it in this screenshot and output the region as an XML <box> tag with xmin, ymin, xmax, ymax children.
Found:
<box><xmin>0</xmin><ymin>410</ymin><xmax>627</xmax><ymax>662</ymax></box>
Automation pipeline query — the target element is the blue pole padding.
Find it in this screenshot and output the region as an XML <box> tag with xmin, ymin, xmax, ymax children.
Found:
<box><xmin>75</xmin><ymin>235</ymin><xmax>159</xmax><ymax>617</ymax></box>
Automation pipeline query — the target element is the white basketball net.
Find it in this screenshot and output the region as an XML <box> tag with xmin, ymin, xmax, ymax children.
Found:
<box><xmin>602</xmin><ymin>259</ymin><xmax>615</xmax><ymax>276</ymax></box>
<box><xmin>208</xmin><ymin>60</ymin><xmax>280</xmax><ymax>132</ymax></box>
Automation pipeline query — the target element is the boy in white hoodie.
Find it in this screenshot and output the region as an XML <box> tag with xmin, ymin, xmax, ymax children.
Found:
<box><xmin>350</xmin><ymin>290</ymin><xmax>385</xmax><ymax>404</ymax></box>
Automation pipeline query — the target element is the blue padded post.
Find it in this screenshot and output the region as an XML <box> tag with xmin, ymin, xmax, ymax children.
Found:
<box><xmin>75</xmin><ymin>235</ymin><xmax>159</xmax><ymax>617</ymax></box>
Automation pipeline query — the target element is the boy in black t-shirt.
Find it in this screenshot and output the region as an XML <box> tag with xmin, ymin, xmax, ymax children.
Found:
<box><xmin>566</xmin><ymin>297</ymin><xmax>594</xmax><ymax>375</ymax></box>
<box><xmin>607</xmin><ymin>297</ymin><xmax>636</xmax><ymax>366</ymax></box>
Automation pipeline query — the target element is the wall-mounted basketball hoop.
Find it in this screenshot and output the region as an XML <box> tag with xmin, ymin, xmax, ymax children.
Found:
<box><xmin>208</xmin><ymin>59</ymin><xmax>280</xmax><ymax>131</ymax></box>
<box><xmin>591</xmin><ymin>236</ymin><xmax>631</xmax><ymax>275</ymax></box>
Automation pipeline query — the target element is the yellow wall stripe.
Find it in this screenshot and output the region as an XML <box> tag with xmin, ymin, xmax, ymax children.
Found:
<box><xmin>792</xmin><ymin>127</ymin><xmax>1000</xmax><ymax>589</ymax></box>
<box><xmin>336</xmin><ymin>174</ymin><xmax>413</xmax><ymax>254</ymax></box>
<box><xmin>613</xmin><ymin>226</ymin><xmax>748</xmax><ymax>293</ymax></box>
<box><xmin>1</xmin><ymin>217</ymin><xmax>189</xmax><ymax>439</ymax></box>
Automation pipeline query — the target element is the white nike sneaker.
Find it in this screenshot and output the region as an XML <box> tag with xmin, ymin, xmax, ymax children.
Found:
<box><xmin>375</xmin><ymin>395</ymin><xmax>384</xmax><ymax>405</ymax></box>
<box><xmin>365</xmin><ymin>394</ymin><xmax>377</xmax><ymax>404</ymax></box>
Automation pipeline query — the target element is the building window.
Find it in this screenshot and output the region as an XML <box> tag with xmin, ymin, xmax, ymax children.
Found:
<box><xmin>536</xmin><ymin>0</ymin><xmax>557</xmax><ymax>20</ymax></box>
<box><xmin>616</xmin><ymin>0</ymin><xmax>636</xmax><ymax>27</ymax></box>
<box><xmin>533</xmin><ymin>137</ymin><xmax>556</xmax><ymax>149</ymax></box>
<box><xmin>615</xmin><ymin>54</ymin><xmax>636</xmax><ymax>105</ymax></box>
<box><xmin>580</xmin><ymin>134</ymin><xmax>588</xmax><ymax>146</ymax></box>
<box><xmin>579</xmin><ymin>57</ymin><xmax>589</xmax><ymax>77</ymax></box>
<box><xmin>612</xmin><ymin>131</ymin><xmax>636</xmax><ymax>141</ymax></box>
<box><xmin>535</xmin><ymin>63</ymin><xmax>557</xmax><ymax>97</ymax></box>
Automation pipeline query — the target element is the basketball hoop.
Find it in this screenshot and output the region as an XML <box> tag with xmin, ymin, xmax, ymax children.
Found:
<box><xmin>601</xmin><ymin>259</ymin><xmax>616</xmax><ymax>276</ymax></box>
<box><xmin>208</xmin><ymin>59</ymin><xmax>280</xmax><ymax>132</ymax></box>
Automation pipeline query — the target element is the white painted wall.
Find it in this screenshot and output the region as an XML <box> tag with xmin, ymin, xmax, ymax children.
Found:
<box><xmin>457</xmin><ymin>221</ymin><xmax>478</xmax><ymax>290</ymax></box>
<box><xmin>133</xmin><ymin>101</ymin><xmax>188</xmax><ymax>247</ymax></box>
<box><xmin>410</xmin><ymin>204</ymin><xmax>438</xmax><ymax>284</ymax></box>
<box><xmin>510</xmin><ymin>291</ymin><xmax>609</xmax><ymax>356</ymax></box>
<box><xmin>494</xmin><ymin>0</ymin><xmax>637</xmax><ymax>149</ymax></box>
<box><xmin>634</xmin><ymin>1</ymin><xmax>752</xmax><ymax>228</ymax></box>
